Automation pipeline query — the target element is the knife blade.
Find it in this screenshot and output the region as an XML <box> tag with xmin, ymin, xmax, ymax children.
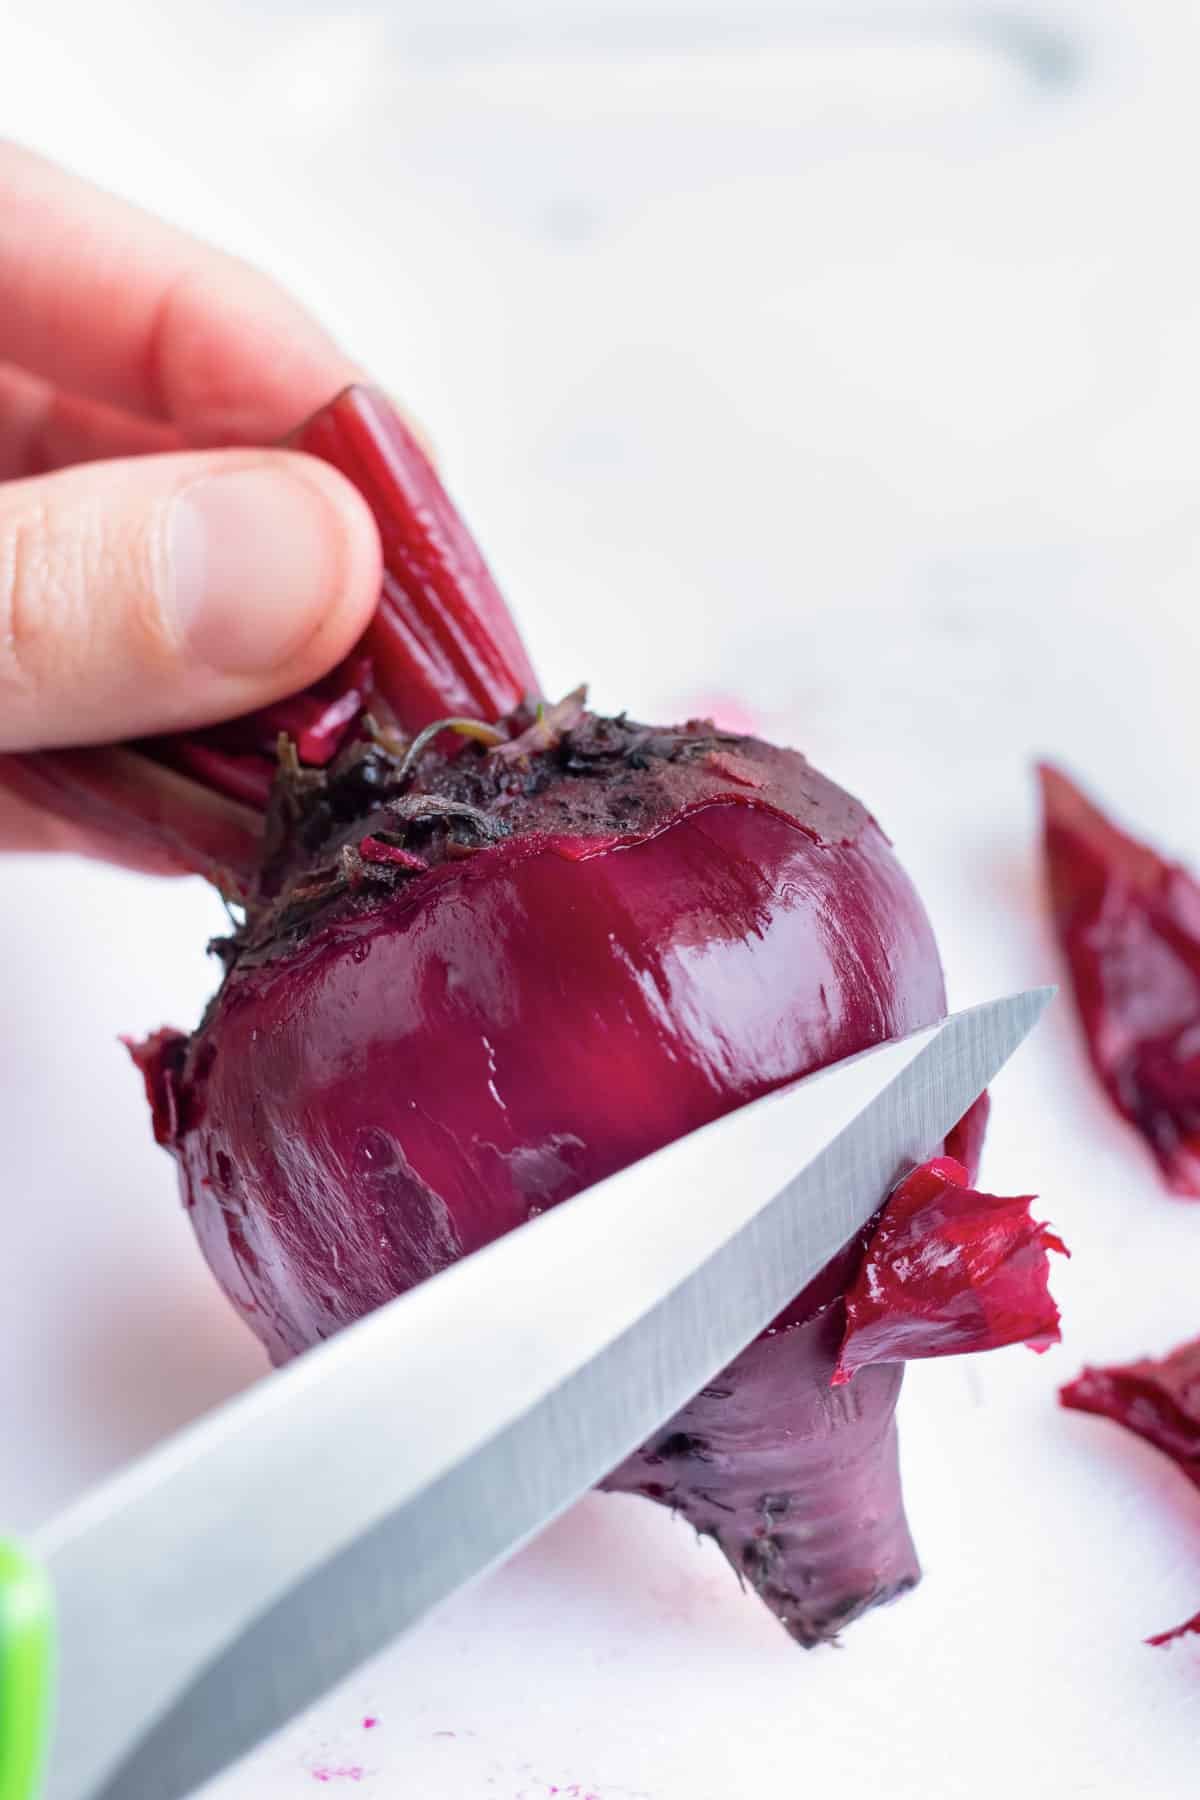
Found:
<box><xmin>36</xmin><ymin>987</ymin><xmax>1051</xmax><ymax>1800</ymax></box>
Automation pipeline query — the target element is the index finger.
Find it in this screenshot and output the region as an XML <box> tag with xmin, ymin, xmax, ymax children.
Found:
<box><xmin>0</xmin><ymin>139</ymin><xmax>362</xmax><ymax>445</ymax></box>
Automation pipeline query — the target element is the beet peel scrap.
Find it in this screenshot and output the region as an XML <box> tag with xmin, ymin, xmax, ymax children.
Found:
<box><xmin>1062</xmin><ymin>1336</ymin><xmax>1200</xmax><ymax>1648</ymax></box>
<box><xmin>1040</xmin><ymin>762</ymin><xmax>1200</xmax><ymax>1197</ymax></box>
<box><xmin>834</xmin><ymin>1155</ymin><xmax>1067</xmax><ymax>1386</ymax></box>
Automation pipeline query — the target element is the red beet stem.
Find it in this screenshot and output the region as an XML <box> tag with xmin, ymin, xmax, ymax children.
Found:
<box><xmin>291</xmin><ymin>386</ymin><xmax>541</xmax><ymax>733</ymax></box>
<box><xmin>150</xmin><ymin>741</ymin><xmax>277</xmax><ymax>812</ymax></box>
<box><xmin>0</xmin><ymin>389</ymin><xmax>541</xmax><ymax>877</ymax></box>
<box><xmin>0</xmin><ymin>746</ymin><xmax>261</xmax><ymax>889</ymax></box>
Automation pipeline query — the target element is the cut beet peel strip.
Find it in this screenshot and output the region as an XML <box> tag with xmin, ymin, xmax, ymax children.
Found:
<box><xmin>29</xmin><ymin>385</ymin><xmax>1061</xmax><ymax>1646</ymax></box>
<box><xmin>1040</xmin><ymin>763</ymin><xmax>1200</xmax><ymax>1197</ymax></box>
<box><xmin>1061</xmin><ymin>1336</ymin><xmax>1200</xmax><ymax>1647</ymax></box>
<box><xmin>833</xmin><ymin>1156</ymin><xmax>1066</xmax><ymax>1385</ymax></box>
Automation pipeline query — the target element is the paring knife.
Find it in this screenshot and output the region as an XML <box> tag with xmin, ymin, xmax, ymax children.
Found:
<box><xmin>0</xmin><ymin>987</ymin><xmax>1051</xmax><ymax>1800</ymax></box>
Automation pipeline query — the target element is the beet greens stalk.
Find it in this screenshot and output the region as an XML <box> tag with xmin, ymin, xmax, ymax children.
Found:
<box><xmin>22</xmin><ymin>385</ymin><xmax>1062</xmax><ymax>1647</ymax></box>
<box><xmin>289</xmin><ymin>387</ymin><xmax>538</xmax><ymax>732</ymax></box>
<box><xmin>0</xmin><ymin>389</ymin><xmax>538</xmax><ymax>887</ymax></box>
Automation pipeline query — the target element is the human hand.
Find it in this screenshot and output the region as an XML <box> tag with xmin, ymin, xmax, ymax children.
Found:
<box><xmin>0</xmin><ymin>140</ymin><xmax>383</xmax><ymax>862</ymax></box>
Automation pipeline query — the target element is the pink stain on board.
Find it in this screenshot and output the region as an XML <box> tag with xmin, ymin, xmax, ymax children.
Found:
<box><xmin>310</xmin><ymin>1767</ymin><xmax>365</xmax><ymax>1783</ymax></box>
<box><xmin>680</xmin><ymin>691</ymin><xmax>761</xmax><ymax>736</ymax></box>
<box><xmin>361</xmin><ymin>1718</ymin><xmax>379</xmax><ymax>1731</ymax></box>
<box><xmin>519</xmin><ymin>1787</ymin><xmax>604</xmax><ymax>1800</ymax></box>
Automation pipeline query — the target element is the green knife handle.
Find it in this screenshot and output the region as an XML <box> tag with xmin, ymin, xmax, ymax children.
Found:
<box><xmin>0</xmin><ymin>1541</ymin><xmax>52</xmax><ymax>1800</ymax></box>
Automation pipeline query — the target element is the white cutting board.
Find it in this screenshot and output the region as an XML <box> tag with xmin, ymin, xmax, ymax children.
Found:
<box><xmin>2</xmin><ymin>3</ymin><xmax>1198</xmax><ymax>1794</ymax></box>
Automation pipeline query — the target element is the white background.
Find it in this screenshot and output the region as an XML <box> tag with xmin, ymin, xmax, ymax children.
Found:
<box><xmin>2</xmin><ymin>2</ymin><xmax>1199</xmax><ymax>1795</ymax></box>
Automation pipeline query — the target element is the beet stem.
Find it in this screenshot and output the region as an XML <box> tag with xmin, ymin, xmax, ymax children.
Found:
<box><xmin>291</xmin><ymin>386</ymin><xmax>541</xmax><ymax>733</ymax></box>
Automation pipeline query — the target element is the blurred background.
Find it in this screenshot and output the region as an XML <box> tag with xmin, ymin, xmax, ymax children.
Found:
<box><xmin>3</xmin><ymin>3</ymin><xmax>1199</xmax><ymax>1795</ymax></box>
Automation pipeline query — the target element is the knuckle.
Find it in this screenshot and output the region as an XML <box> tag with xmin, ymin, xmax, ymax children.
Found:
<box><xmin>0</xmin><ymin>486</ymin><xmax>173</xmax><ymax>719</ymax></box>
<box><xmin>145</xmin><ymin>257</ymin><xmax>262</xmax><ymax>434</ymax></box>
<box><xmin>143</xmin><ymin>262</ymin><xmax>207</xmax><ymax>422</ymax></box>
<box><xmin>0</xmin><ymin>493</ymin><xmax>66</xmax><ymax>704</ymax></box>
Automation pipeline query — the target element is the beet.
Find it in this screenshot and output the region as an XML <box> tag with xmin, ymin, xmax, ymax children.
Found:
<box><xmin>5</xmin><ymin>387</ymin><xmax>1062</xmax><ymax>1646</ymax></box>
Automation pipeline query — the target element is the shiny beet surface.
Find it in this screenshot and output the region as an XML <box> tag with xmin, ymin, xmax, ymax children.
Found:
<box><xmin>142</xmin><ymin>794</ymin><xmax>947</xmax><ymax>1365</ymax></box>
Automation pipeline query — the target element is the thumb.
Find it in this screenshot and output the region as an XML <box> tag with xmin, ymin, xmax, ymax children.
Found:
<box><xmin>0</xmin><ymin>449</ymin><xmax>382</xmax><ymax>752</ymax></box>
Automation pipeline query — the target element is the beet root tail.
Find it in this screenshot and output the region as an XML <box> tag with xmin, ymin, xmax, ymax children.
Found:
<box><xmin>603</xmin><ymin>1311</ymin><xmax>919</xmax><ymax>1646</ymax></box>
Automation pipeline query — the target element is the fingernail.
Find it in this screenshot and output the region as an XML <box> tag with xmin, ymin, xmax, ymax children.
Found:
<box><xmin>169</xmin><ymin>464</ymin><xmax>343</xmax><ymax>672</ymax></box>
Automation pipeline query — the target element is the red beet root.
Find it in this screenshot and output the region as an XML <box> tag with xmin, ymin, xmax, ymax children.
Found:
<box><xmin>25</xmin><ymin>387</ymin><xmax>1061</xmax><ymax>1646</ymax></box>
<box><xmin>135</xmin><ymin>752</ymin><xmax>952</xmax><ymax>1647</ymax></box>
<box><xmin>1039</xmin><ymin>763</ymin><xmax>1200</xmax><ymax>1196</ymax></box>
<box><xmin>1061</xmin><ymin>1336</ymin><xmax>1200</xmax><ymax>1646</ymax></box>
